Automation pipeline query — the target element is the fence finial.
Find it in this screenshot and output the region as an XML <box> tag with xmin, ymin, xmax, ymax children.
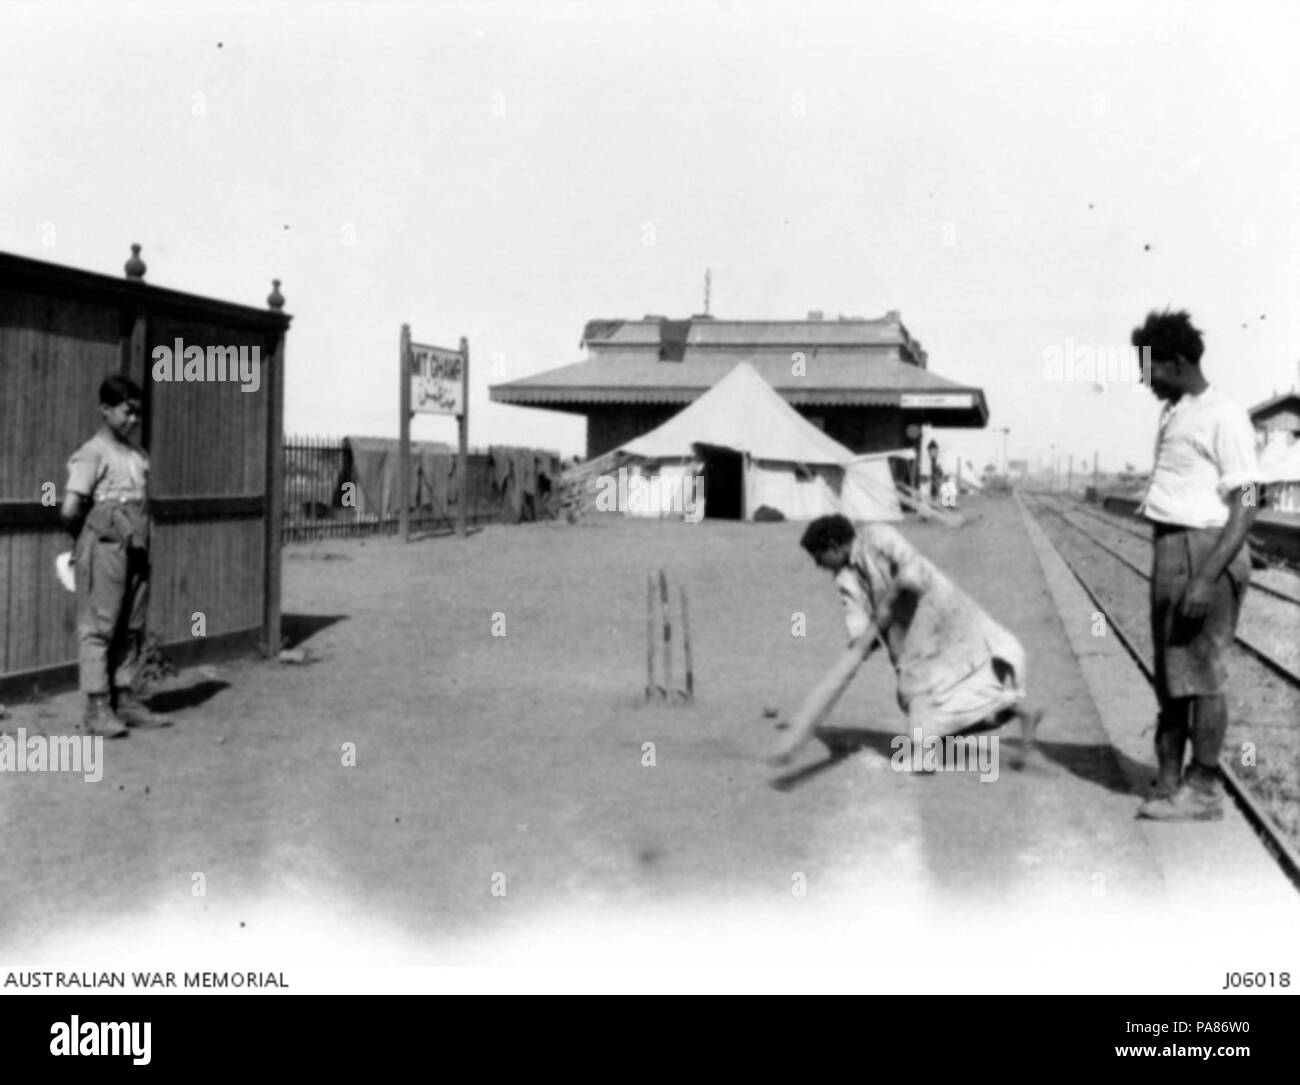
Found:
<box><xmin>268</xmin><ymin>279</ymin><xmax>285</xmax><ymax>310</ymax></box>
<box><xmin>124</xmin><ymin>243</ymin><xmax>146</xmax><ymax>280</ymax></box>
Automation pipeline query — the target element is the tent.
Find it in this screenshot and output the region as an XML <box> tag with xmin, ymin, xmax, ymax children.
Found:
<box><xmin>613</xmin><ymin>362</ymin><xmax>904</xmax><ymax>522</ymax></box>
<box><xmin>1258</xmin><ymin>436</ymin><xmax>1300</xmax><ymax>483</ymax></box>
<box><xmin>844</xmin><ymin>450</ymin><xmax>914</xmax><ymax>520</ymax></box>
<box><xmin>956</xmin><ymin>457</ymin><xmax>984</xmax><ymax>491</ymax></box>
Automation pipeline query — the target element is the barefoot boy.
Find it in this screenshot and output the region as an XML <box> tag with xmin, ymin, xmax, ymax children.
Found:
<box><xmin>772</xmin><ymin>515</ymin><xmax>1040</xmax><ymax>764</ymax></box>
<box><xmin>1132</xmin><ymin>308</ymin><xmax>1259</xmax><ymax>821</ymax></box>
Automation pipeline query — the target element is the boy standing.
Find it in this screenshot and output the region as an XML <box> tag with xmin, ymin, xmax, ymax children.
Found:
<box><xmin>772</xmin><ymin>515</ymin><xmax>1040</xmax><ymax>765</ymax></box>
<box><xmin>60</xmin><ymin>376</ymin><xmax>172</xmax><ymax>737</ymax></box>
<box><xmin>1132</xmin><ymin>309</ymin><xmax>1259</xmax><ymax>821</ymax></box>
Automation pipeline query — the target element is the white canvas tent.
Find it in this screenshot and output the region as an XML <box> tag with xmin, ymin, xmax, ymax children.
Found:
<box><xmin>614</xmin><ymin>362</ymin><xmax>904</xmax><ymax>522</ymax></box>
<box><xmin>1259</xmin><ymin>436</ymin><xmax>1300</xmax><ymax>482</ymax></box>
<box><xmin>844</xmin><ymin>450</ymin><xmax>915</xmax><ymax>519</ymax></box>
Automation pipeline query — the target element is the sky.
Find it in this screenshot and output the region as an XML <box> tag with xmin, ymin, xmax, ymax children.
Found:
<box><xmin>4</xmin><ymin>0</ymin><xmax>1298</xmax><ymax>472</ymax></box>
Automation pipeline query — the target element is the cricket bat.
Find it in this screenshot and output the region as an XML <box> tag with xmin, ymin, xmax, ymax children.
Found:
<box><xmin>768</xmin><ymin>636</ymin><xmax>875</xmax><ymax>765</ymax></box>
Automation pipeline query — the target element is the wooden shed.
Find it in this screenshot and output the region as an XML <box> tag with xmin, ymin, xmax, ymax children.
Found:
<box><xmin>0</xmin><ymin>246</ymin><xmax>290</xmax><ymax>698</ymax></box>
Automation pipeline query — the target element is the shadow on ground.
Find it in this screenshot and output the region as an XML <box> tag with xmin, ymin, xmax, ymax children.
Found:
<box><xmin>408</xmin><ymin>525</ymin><xmax>488</xmax><ymax>543</ymax></box>
<box><xmin>143</xmin><ymin>679</ymin><xmax>230</xmax><ymax>714</ymax></box>
<box><xmin>1032</xmin><ymin>740</ymin><xmax>1145</xmax><ymax>796</ymax></box>
<box><xmin>281</xmin><ymin>613</ymin><xmax>348</xmax><ymax>650</ymax></box>
<box><xmin>768</xmin><ymin>725</ymin><xmax>1132</xmax><ymax>793</ymax></box>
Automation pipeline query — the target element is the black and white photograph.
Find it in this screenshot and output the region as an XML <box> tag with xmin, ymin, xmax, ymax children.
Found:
<box><xmin>1</xmin><ymin>0</ymin><xmax>1298</xmax><ymax>1015</ymax></box>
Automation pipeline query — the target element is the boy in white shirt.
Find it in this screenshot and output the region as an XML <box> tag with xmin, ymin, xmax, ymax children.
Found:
<box><xmin>1133</xmin><ymin>309</ymin><xmax>1260</xmax><ymax>821</ymax></box>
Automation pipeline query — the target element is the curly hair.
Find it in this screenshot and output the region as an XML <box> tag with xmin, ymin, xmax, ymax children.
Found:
<box><xmin>1130</xmin><ymin>308</ymin><xmax>1204</xmax><ymax>365</ymax></box>
<box><xmin>800</xmin><ymin>514</ymin><xmax>856</xmax><ymax>555</ymax></box>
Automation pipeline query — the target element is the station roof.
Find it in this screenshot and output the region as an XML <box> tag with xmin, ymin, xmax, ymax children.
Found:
<box><xmin>491</xmin><ymin>312</ymin><xmax>988</xmax><ymax>427</ymax></box>
<box><xmin>490</xmin><ymin>353</ymin><xmax>988</xmax><ymax>427</ymax></box>
<box><xmin>580</xmin><ymin>315</ymin><xmax>921</xmax><ymax>352</ymax></box>
<box><xmin>1249</xmin><ymin>390</ymin><xmax>1300</xmax><ymax>425</ymax></box>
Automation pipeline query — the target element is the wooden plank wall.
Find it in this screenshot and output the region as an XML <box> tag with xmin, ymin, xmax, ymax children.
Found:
<box><xmin>148</xmin><ymin>315</ymin><xmax>268</xmax><ymax>496</ymax></box>
<box><xmin>0</xmin><ymin>526</ymin><xmax>77</xmax><ymax>676</ymax></box>
<box><xmin>143</xmin><ymin>316</ymin><xmax>268</xmax><ymax>645</ymax></box>
<box><xmin>149</xmin><ymin>519</ymin><xmax>263</xmax><ymax>644</ymax></box>
<box><xmin>0</xmin><ymin>289</ymin><xmax>122</xmax><ymax>501</ymax></box>
<box><xmin>0</xmin><ymin>291</ymin><xmax>121</xmax><ymax>676</ymax></box>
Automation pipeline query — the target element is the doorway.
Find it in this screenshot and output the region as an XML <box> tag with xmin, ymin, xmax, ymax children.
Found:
<box><xmin>695</xmin><ymin>444</ymin><xmax>743</xmax><ymax>520</ymax></box>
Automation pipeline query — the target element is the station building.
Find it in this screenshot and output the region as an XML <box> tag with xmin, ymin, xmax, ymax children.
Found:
<box><xmin>1250</xmin><ymin>389</ymin><xmax>1300</xmax><ymax>513</ymax></box>
<box><xmin>489</xmin><ymin>310</ymin><xmax>989</xmax><ymax>465</ymax></box>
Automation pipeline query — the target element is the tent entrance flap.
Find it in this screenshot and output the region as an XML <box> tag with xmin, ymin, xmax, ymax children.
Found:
<box><xmin>694</xmin><ymin>443</ymin><xmax>743</xmax><ymax>520</ymax></box>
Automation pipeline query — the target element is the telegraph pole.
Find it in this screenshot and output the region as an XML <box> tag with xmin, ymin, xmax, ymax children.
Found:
<box><xmin>993</xmin><ymin>427</ymin><xmax>1010</xmax><ymax>475</ymax></box>
<box><xmin>399</xmin><ymin>324</ymin><xmax>411</xmax><ymax>542</ymax></box>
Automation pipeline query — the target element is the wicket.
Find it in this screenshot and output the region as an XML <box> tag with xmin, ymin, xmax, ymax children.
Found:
<box><xmin>645</xmin><ymin>567</ymin><xmax>694</xmax><ymax>702</ymax></box>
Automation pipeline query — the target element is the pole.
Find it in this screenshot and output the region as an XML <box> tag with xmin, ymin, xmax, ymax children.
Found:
<box><xmin>458</xmin><ymin>336</ymin><xmax>469</xmax><ymax>538</ymax></box>
<box><xmin>1092</xmin><ymin>450</ymin><xmax>1099</xmax><ymax>492</ymax></box>
<box><xmin>1067</xmin><ymin>454</ymin><xmax>1074</xmax><ymax>494</ymax></box>
<box><xmin>400</xmin><ymin>323</ymin><xmax>411</xmax><ymax>542</ymax></box>
<box><xmin>659</xmin><ymin>568</ymin><xmax>673</xmax><ymax>698</ymax></box>
<box><xmin>680</xmin><ymin>585</ymin><xmax>694</xmax><ymax>701</ymax></box>
<box><xmin>646</xmin><ymin>574</ymin><xmax>655</xmax><ymax>701</ymax></box>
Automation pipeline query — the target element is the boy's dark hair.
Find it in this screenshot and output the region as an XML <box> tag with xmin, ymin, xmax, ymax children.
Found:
<box><xmin>1130</xmin><ymin>308</ymin><xmax>1204</xmax><ymax>365</ymax></box>
<box><xmin>100</xmin><ymin>375</ymin><xmax>144</xmax><ymax>406</ymax></box>
<box><xmin>800</xmin><ymin>514</ymin><xmax>856</xmax><ymax>555</ymax></box>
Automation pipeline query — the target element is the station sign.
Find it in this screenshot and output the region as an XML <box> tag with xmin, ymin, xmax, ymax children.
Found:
<box><xmin>900</xmin><ymin>393</ymin><xmax>973</xmax><ymax>409</ymax></box>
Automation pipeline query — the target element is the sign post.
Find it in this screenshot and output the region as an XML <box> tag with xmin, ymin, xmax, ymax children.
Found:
<box><xmin>403</xmin><ymin>328</ymin><xmax>469</xmax><ymax>541</ymax></box>
<box><xmin>458</xmin><ymin>336</ymin><xmax>469</xmax><ymax>538</ymax></box>
<box><xmin>399</xmin><ymin>323</ymin><xmax>411</xmax><ymax>542</ymax></box>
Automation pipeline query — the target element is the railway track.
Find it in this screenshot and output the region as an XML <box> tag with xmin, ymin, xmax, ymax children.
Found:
<box><xmin>1068</xmin><ymin>498</ymin><xmax>1300</xmax><ymax>605</ymax></box>
<box><xmin>1027</xmin><ymin>494</ymin><xmax>1300</xmax><ymax>681</ymax></box>
<box><xmin>1020</xmin><ymin>490</ymin><xmax>1300</xmax><ymax>890</ymax></box>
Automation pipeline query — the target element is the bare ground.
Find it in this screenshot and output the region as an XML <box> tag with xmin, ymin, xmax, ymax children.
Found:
<box><xmin>4</xmin><ymin>495</ymin><xmax>1285</xmax><ymax>982</ymax></box>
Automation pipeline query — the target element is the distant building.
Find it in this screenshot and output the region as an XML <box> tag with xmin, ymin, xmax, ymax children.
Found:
<box><xmin>490</xmin><ymin>310</ymin><xmax>989</xmax><ymax>461</ymax></box>
<box><xmin>1250</xmin><ymin>390</ymin><xmax>1300</xmax><ymax>512</ymax></box>
<box><xmin>1250</xmin><ymin>390</ymin><xmax>1300</xmax><ymax>439</ymax></box>
<box><xmin>1007</xmin><ymin>458</ymin><xmax>1029</xmax><ymax>481</ymax></box>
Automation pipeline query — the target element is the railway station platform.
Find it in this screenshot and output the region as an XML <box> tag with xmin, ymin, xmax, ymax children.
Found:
<box><xmin>1015</xmin><ymin>494</ymin><xmax>1298</xmax><ymax>912</ymax></box>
